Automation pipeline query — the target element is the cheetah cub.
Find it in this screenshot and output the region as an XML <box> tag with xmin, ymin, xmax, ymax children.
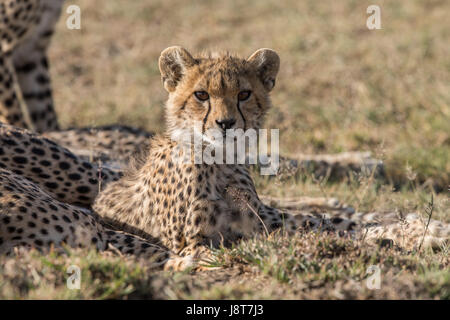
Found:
<box><xmin>93</xmin><ymin>47</ymin><xmax>321</xmax><ymax>262</ymax></box>
<box><xmin>93</xmin><ymin>47</ymin><xmax>448</xmax><ymax>266</ymax></box>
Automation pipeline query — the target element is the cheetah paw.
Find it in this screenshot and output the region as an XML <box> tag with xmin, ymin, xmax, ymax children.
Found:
<box><xmin>163</xmin><ymin>255</ymin><xmax>195</xmax><ymax>271</ymax></box>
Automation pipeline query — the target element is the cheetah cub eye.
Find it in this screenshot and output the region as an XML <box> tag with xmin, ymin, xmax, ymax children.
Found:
<box><xmin>238</xmin><ymin>90</ymin><xmax>252</xmax><ymax>101</ymax></box>
<box><xmin>194</xmin><ymin>91</ymin><xmax>210</xmax><ymax>101</ymax></box>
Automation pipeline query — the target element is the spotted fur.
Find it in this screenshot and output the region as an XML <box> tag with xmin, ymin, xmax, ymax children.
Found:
<box><xmin>0</xmin><ymin>0</ymin><xmax>61</xmax><ymax>132</ymax></box>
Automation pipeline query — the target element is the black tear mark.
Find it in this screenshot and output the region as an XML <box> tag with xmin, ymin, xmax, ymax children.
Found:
<box><xmin>237</xmin><ymin>100</ymin><xmax>246</xmax><ymax>130</ymax></box>
<box><xmin>202</xmin><ymin>100</ymin><xmax>211</xmax><ymax>133</ymax></box>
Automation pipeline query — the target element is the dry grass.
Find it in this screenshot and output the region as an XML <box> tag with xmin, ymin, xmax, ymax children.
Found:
<box><xmin>1</xmin><ymin>0</ymin><xmax>449</xmax><ymax>299</ymax></box>
<box><xmin>1</xmin><ymin>233</ymin><xmax>448</xmax><ymax>300</ymax></box>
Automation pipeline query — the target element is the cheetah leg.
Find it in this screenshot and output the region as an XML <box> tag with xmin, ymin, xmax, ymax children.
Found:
<box><xmin>254</xmin><ymin>203</ymin><xmax>358</xmax><ymax>236</ymax></box>
<box><xmin>12</xmin><ymin>0</ymin><xmax>64</xmax><ymax>132</ymax></box>
<box><xmin>258</xmin><ymin>194</ymin><xmax>358</xmax><ymax>234</ymax></box>
<box><xmin>226</xmin><ymin>175</ymin><xmax>357</xmax><ymax>236</ymax></box>
<box><xmin>103</xmin><ymin>229</ymin><xmax>195</xmax><ymax>271</ymax></box>
<box><xmin>260</xmin><ymin>195</ymin><xmax>355</xmax><ymax>215</ymax></box>
<box><xmin>178</xmin><ymin>243</ymin><xmax>216</xmax><ymax>271</ymax></box>
<box><xmin>265</xmin><ymin>201</ymin><xmax>449</xmax><ymax>251</ymax></box>
<box><xmin>0</xmin><ymin>0</ymin><xmax>43</xmax><ymax>130</ymax></box>
<box><xmin>0</xmin><ymin>123</ymin><xmax>121</xmax><ymax>206</ymax></box>
<box><xmin>262</xmin><ymin>199</ymin><xmax>449</xmax><ymax>250</ymax></box>
<box><xmin>0</xmin><ymin>54</ymin><xmax>30</xmax><ymax>129</ymax></box>
<box><xmin>362</xmin><ymin>213</ymin><xmax>449</xmax><ymax>251</ymax></box>
<box><xmin>13</xmin><ymin>50</ymin><xmax>58</xmax><ymax>132</ymax></box>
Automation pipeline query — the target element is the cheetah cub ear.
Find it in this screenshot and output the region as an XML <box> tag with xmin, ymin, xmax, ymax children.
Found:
<box><xmin>247</xmin><ymin>48</ymin><xmax>280</xmax><ymax>91</ymax></box>
<box><xmin>159</xmin><ymin>46</ymin><xmax>197</xmax><ymax>92</ymax></box>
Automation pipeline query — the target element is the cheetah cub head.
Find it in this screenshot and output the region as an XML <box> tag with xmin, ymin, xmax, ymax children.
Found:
<box><xmin>159</xmin><ymin>47</ymin><xmax>280</xmax><ymax>141</ymax></box>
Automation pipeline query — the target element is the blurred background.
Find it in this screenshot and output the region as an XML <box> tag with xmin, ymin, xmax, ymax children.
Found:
<box><xmin>49</xmin><ymin>0</ymin><xmax>449</xmax><ymax>210</ymax></box>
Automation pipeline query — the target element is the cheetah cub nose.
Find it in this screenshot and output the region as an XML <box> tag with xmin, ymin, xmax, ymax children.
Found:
<box><xmin>216</xmin><ymin>118</ymin><xmax>236</xmax><ymax>130</ymax></box>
